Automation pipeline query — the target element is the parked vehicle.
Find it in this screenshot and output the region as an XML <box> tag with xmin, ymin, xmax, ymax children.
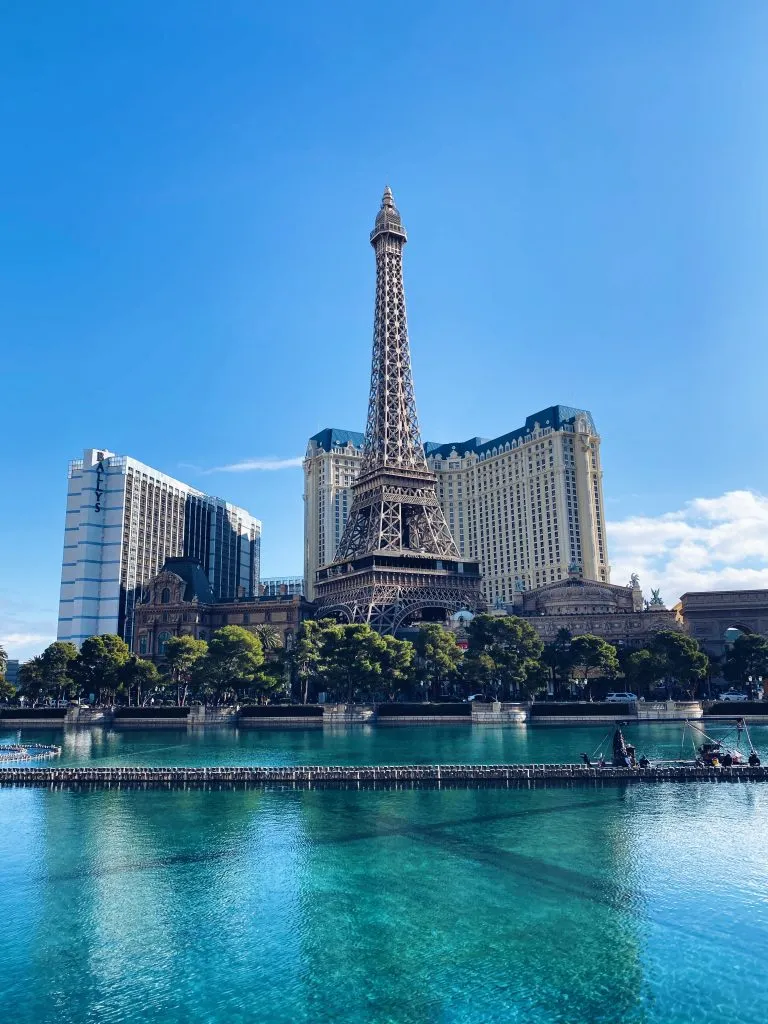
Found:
<box><xmin>605</xmin><ymin>692</ymin><xmax>638</xmax><ymax>703</ymax></box>
<box><xmin>719</xmin><ymin>690</ymin><xmax>749</xmax><ymax>702</ymax></box>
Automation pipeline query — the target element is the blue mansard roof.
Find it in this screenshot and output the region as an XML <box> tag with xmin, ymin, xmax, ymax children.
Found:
<box><xmin>309</xmin><ymin>428</ymin><xmax>365</xmax><ymax>452</ymax></box>
<box><xmin>157</xmin><ymin>557</ymin><xmax>215</xmax><ymax>603</ymax></box>
<box><xmin>311</xmin><ymin>406</ymin><xmax>595</xmax><ymax>459</ymax></box>
<box><xmin>425</xmin><ymin>406</ymin><xmax>596</xmax><ymax>459</ymax></box>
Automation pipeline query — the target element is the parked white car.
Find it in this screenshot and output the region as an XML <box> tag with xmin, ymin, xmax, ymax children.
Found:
<box><xmin>719</xmin><ymin>690</ymin><xmax>748</xmax><ymax>702</ymax></box>
<box><xmin>605</xmin><ymin>692</ymin><xmax>638</xmax><ymax>703</ymax></box>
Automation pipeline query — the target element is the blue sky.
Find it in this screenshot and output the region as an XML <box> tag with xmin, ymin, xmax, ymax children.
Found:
<box><xmin>3</xmin><ymin>1</ymin><xmax>768</xmax><ymax>659</ymax></box>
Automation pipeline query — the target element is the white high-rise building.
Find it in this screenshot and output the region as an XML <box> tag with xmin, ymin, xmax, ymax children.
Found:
<box><xmin>303</xmin><ymin>430</ymin><xmax>364</xmax><ymax>600</ymax></box>
<box><xmin>58</xmin><ymin>448</ymin><xmax>261</xmax><ymax>648</ymax></box>
<box><xmin>303</xmin><ymin>407</ymin><xmax>609</xmax><ymax>603</ymax></box>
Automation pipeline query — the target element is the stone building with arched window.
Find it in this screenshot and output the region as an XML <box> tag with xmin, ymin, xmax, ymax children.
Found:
<box><xmin>132</xmin><ymin>557</ymin><xmax>313</xmax><ymax>661</ymax></box>
<box><xmin>679</xmin><ymin>589</ymin><xmax>768</xmax><ymax>658</ymax></box>
<box><xmin>496</xmin><ymin>573</ymin><xmax>683</xmax><ymax>649</ymax></box>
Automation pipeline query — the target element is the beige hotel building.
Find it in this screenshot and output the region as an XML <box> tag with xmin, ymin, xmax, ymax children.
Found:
<box><xmin>303</xmin><ymin>406</ymin><xmax>609</xmax><ymax>603</ymax></box>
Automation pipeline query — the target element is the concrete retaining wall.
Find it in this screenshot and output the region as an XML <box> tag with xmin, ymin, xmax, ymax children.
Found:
<box><xmin>377</xmin><ymin>717</ymin><xmax>472</xmax><ymax>725</ymax></box>
<box><xmin>322</xmin><ymin>704</ymin><xmax>376</xmax><ymax>724</ymax></box>
<box><xmin>637</xmin><ymin>701</ymin><xmax>703</xmax><ymax>721</ymax></box>
<box><xmin>472</xmin><ymin>702</ymin><xmax>528</xmax><ymax>724</ymax></box>
<box><xmin>239</xmin><ymin>717</ymin><xmax>323</xmax><ymax>727</ymax></box>
<box><xmin>0</xmin><ymin>717</ymin><xmax>67</xmax><ymax>726</ymax></box>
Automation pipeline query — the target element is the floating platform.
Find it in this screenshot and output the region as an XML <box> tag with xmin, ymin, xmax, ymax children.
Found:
<box><xmin>0</xmin><ymin>763</ymin><xmax>766</xmax><ymax>789</ymax></box>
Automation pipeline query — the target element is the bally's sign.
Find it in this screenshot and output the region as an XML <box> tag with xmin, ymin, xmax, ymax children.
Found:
<box><xmin>94</xmin><ymin>456</ymin><xmax>105</xmax><ymax>512</ymax></box>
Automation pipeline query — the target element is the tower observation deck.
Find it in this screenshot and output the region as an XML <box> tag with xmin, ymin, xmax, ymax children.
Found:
<box><xmin>314</xmin><ymin>188</ymin><xmax>483</xmax><ymax>633</ymax></box>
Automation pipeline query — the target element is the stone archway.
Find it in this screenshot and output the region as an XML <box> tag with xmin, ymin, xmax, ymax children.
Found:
<box><xmin>723</xmin><ymin>623</ymin><xmax>753</xmax><ymax>650</ymax></box>
<box><xmin>681</xmin><ymin>591</ymin><xmax>768</xmax><ymax>658</ymax></box>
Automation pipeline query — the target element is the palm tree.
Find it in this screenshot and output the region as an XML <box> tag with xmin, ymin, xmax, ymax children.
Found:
<box><xmin>252</xmin><ymin>624</ymin><xmax>283</xmax><ymax>652</ymax></box>
<box><xmin>0</xmin><ymin>643</ymin><xmax>7</xmax><ymax>677</ymax></box>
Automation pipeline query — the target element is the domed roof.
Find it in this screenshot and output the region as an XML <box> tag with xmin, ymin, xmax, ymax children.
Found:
<box><xmin>451</xmin><ymin>609</ymin><xmax>474</xmax><ymax>624</ymax></box>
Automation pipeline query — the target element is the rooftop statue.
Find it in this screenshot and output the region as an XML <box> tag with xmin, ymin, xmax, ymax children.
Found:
<box><xmin>629</xmin><ymin>573</ymin><xmax>640</xmax><ymax>589</ymax></box>
<box><xmin>650</xmin><ymin>588</ymin><xmax>665</xmax><ymax>607</ymax></box>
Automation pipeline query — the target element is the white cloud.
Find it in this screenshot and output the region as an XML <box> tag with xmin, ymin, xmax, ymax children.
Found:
<box><xmin>2</xmin><ymin>632</ymin><xmax>52</xmax><ymax>650</ymax></box>
<box><xmin>202</xmin><ymin>456</ymin><xmax>304</xmax><ymax>473</ymax></box>
<box><xmin>608</xmin><ymin>490</ymin><xmax>768</xmax><ymax>604</ymax></box>
<box><xmin>0</xmin><ymin>596</ymin><xmax>56</xmax><ymax>663</ymax></box>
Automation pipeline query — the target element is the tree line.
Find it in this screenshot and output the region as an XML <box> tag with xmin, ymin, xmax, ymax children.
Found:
<box><xmin>3</xmin><ymin>618</ymin><xmax>767</xmax><ymax>707</ymax></box>
<box><xmin>290</xmin><ymin>618</ymin><xmax>717</xmax><ymax>703</ymax></box>
<box><xmin>2</xmin><ymin>627</ymin><xmax>283</xmax><ymax>707</ymax></box>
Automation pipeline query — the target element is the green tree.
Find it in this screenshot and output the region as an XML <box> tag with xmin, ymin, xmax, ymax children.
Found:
<box><xmin>463</xmin><ymin>614</ymin><xmax>545</xmax><ymax>699</ymax></box>
<box><xmin>315</xmin><ymin>623</ymin><xmax>414</xmax><ymax>702</ymax></box>
<box><xmin>119</xmin><ymin>656</ymin><xmax>162</xmax><ymax>706</ymax></box>
<box><xmin>252</xmin><ymin>659</ymin><xmax>287</xmax><ymax>702</ymax></box>
<box><xmin>320</xmin><ymin>623</ymin><xmax>385</xmax><ymax>702</ymax></box>
<box><xmin>71</xmin><ymin>634</ymin><xmax>131</xmax><ymax>704</ymax></box>
<box><xmin>17</xmin><ymin>656</ymin><xmax>47</xmax><ymax>705</ymax></box>
<box><xmin>462</xmin><ymin>650</ymin><xmax>497</xmax><ymax>697</ymax></box>
<box><xmin>0</xmin><ymin>677</ymin><xmax>16</xmax><ymax>703</ymax></box>
<box><xmin>0</xmin><ymin>643</ymin><xmax>7</xmax><ymax>677</ymax></box>
<box><xmin>252</xmin><ymin>624</ymin><xmax>283</xmax><ymax>652</ymax></box>
<box><xmin>378</xmin><ymin>634</ymin><xmax>415</xmax><ymax>697</ymax></box>
<box><xmin>412</xmin><ymin>624</ymin><xmax>464</xmax><ymax>700</ymax></box>
<box><xmin>649</xmin><ymin>630</ymin><xmax>708</xmax><ymax>694</ymax></box>
<box><xmin>723</xmin><ymin>633</ymin><xmax>768</xmax><ymax>689</ymax></box>
<box><xmin>622</xmin><ymin>648</ymin><xmax>660</xmax><ymax>697</ymax></box>
<box><xmin>39</xmin><ymin>641</ymin><xmax>79</xmax><ymax>700</ymax></box>
<box><xmin>568</xmin><ymin>635</ymin><xmax>619</xmax><ymax>697</ymax></box>
<box><xmin>289</xmin><ymin>619</ymin><xmax>337</xmax><ymax>703</ymax></box>
<box><xmin>197</xmin><ymin>626</ymin><xmax>265</xmax><ymax>703</ymax></box>
<box><xmin>249</xmin><ymin>625</ymin><xmax>287</xmax><ymax>702</ymax></box>
<box><xmin>542</xmin><ymin>628</ymin><xmax>573</xmax><ymax>699</ymax></box>
<box><xmin>164</xmin><ymin>635</ymin><xmax>209</xmax><ymax>706</ymax></box>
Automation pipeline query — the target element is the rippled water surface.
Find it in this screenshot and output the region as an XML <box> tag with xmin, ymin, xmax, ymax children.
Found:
<box><xmin>2</xmin><ymin>726</ymin><xmax>767</xmax><ymax>1023</ymax></box>
<box><xmin>3</xmin><ymin>720</ymin><xmax>767</xmax><ymax>767</ymax></box>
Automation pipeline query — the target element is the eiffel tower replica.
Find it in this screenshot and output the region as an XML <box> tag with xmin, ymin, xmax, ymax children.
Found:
<box><xmin>315</xmin><ymin>187</ymin><xmax>483</xmax><ymax>633</ymax></box>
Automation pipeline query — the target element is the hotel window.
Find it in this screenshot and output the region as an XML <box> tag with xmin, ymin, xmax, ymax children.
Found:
<box><xmin>157</xmin><ymin>631</ymin><xmax>171</xmax><ymax>656</ymax></box>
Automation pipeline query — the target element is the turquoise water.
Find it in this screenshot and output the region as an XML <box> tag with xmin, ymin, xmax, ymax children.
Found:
<box><xmin>2</xmin><ymin>726</ymin><xmax>767</xmax><ymax>1023</ymax></box>
<box><xmin>3</xmin><ymin>720</ymin><xmax>765</xmax><ymax>767</ymax></box>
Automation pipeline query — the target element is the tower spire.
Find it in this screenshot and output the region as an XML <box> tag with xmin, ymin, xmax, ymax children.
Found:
<box><xmin>363</xmin><ymin>185</ymin><xmax>424</xmax><ymax>476</ymax></box>
<box><xmin>314</xmin><ymin>189</ymin><xmax>483</xmax><ymax>634</ymax></box>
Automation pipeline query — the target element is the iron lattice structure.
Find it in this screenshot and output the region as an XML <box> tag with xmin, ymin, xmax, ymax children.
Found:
<box><xmin>315</xmin><ymin>188</ymin><xmax>483</xmax><ymax>633</ymax></box>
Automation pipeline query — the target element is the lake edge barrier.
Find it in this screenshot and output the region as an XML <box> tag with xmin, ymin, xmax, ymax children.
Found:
<box><xmin>1</xmin><ymin>763</ymin><xmax>767</xmax><ymax>789</ymax></box>
<box><xmin>4</xmin><ymin>700</ymin><xmax>768</xmax><ymax>728</ymax></box>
